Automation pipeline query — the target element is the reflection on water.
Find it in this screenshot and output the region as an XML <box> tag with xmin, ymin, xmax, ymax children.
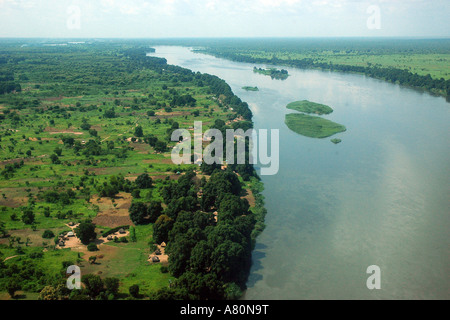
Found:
<box><xmin>149</xmin><ymin>46</ymin><xmax>450</xmax><ymax>300</ymax></box>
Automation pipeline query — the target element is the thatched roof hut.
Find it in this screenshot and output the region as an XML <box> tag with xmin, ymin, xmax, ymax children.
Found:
<box><xmin>160</xmin><ymin>242</ymin><xmax>166</xmax><ymax>248</ymax></box>
<box><xmin>152</xmin><ymin>256</ymin><xmax>160</xmax><ymax>263</ymax></box>
<box><xmin>119</xmin><ymin>228</ymin><xmax>126</xmax><ymax>234</ymax></box>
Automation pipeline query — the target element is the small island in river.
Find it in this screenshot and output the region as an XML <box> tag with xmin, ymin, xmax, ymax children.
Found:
<box><xmin>242</xmin><ymin>86</ymin><xmax>259</xmax><ymax>91</ymax></box>
<box><xmin>253</xmin><ymin>67</ymin><xmax>289</xmax><ymax>80</ymax></box>
<box><xmin>286</xmin><ymin>100</ymin><xmax>333</xmax><ymax>115</ymax></box>
<box><xmin>285</xmin><ymin>100</ymin><xmax>346</xmax><ymax>139</ymax></box>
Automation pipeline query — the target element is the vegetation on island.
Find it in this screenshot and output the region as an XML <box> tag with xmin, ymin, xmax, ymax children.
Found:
<box><xmin>253</xmin><ymin>67</ymin><xmax>289</xmax><ymax>80</ymax></box>
<box><xmin>330</xmin><ymin>138</ymin><xmax>342</xmax><ymax>144</ymax></box>
<box><xmin>285</xmin><ymin>113</ymin><xmax>346</xmax><ymax>138</ymax></box>
<box><xmin>187</xmin><ymin>38</ymin><xmax>450</xmax><ymax>100</ymax></box>
<box><xmin>0</xmin><ymin>39</ymin><xmax>264</xmax><ymax>300</ymax></box>
<box><xmin>242</xmin><ymin>86</ymin><xmax>259</xmax><ymax>91</ymax></box>
<box><xmin>286</xmin><ymin>100</ymin><xmax>333</xmax><ymax>115</ymax></box>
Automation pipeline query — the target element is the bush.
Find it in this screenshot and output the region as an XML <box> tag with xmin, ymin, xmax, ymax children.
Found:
<box><xmin>129</xmin><ymin>284</ymin><xmax>140</xmax><ymax>298</ymax></box>
<box><xmin>87</xmin><ymin>243</ymin><xmax>99</xmax><ymax>251</ymax></box>
<box><xmin>42</xmin><ymin>230</ymin><xmax>55</xmax><ymax>239</ymax></box>
<box><xmin>160</xmin><ymin>266</ymin><xmax>169</xmax><ymax>273</ymax></box>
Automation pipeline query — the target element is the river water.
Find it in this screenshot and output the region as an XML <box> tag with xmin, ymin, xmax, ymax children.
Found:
<box><xmin>149</xmin><ymin>46</ymin><xmax>450</xmax><ymax>300</ymax></box>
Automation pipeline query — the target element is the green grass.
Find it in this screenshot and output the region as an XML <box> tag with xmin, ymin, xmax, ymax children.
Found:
<box><xmin>285</xmin><ymin>113</ymin><xmax>346</xmax><ymax>138</ymax></box>
<box><xmin>286</xmin><ymin>100</ymin><xmax>333</xmax><ymax>115</ymax></box>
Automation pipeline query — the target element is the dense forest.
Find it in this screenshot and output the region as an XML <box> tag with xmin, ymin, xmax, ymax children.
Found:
<box><xmin>0</xmin><ymin>40</ymin><xmax>264</xmax><ymax>300</ymax></box>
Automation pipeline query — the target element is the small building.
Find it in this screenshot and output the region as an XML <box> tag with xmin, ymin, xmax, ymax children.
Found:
<box><xmin>152</xmin><ymin>256</ymin><xmax>160</xmax><ymax>263</ymax></box>
<box><xmin>58</xmin><ymin>241</ymin><xmax>65</xmax><ymax>247</ymax></box>
<box><xmin>67</xmin><ymin>232</ymin><xmax>75</xmax><ymax>237</ymax></box>
<box><xmin>107</xmin><ymin>235</ymin><xmax>113</xmax><ymax>241</ymax></box>
<box><xmin>119</xmin><ymin>228</ymin><xmax>126</xmax><ymax>234</ymax></box>
<box><xmin>160</xmin><ymin>242</ymin><xmax>166</xmax><ymax>248</ymax></box>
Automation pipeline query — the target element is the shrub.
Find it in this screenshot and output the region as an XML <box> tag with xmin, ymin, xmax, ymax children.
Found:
<box><xmin>42</xmin><ymin>230</ymin><xmax>55</xmax><ymax>239</ymax></box>
<box><xmin>87</xmin><ymin>243</ymin><xmax>99</xmax><ymax>251</ymax></box>
<box><xmin>129</xmin><ymin>284</ymin><xmax>139</xmax><ymax>298</ymax></box>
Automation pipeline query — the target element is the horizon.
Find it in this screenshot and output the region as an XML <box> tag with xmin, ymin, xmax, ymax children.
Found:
<box><xmin>1</xmin><ymin>0</ymin><xmax>449</xmax><ymax>38</ymax></box>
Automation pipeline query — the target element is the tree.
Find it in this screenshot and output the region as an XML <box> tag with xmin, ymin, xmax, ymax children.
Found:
<box><xmin>75</xmin><ymin>221</ymin><xmax>97</xmax><ymax>245</ymax></box>
<box><xmin>0</xmin><ymin>221</ymin><xmax>8</xmax><ymax>238</ymax></box>
<box><xmin>6</xmin><ymin>278</ymin><xmax>21</xmax><ymax>298</ymax></box>
<box><xmin>134</xmin><ymin>125</ymin><xmax>143</xmax><ymax>137</ymax></box>
<box><xmin>104</xmin><ymin>277</ymin><xmax>120</xmax><ymax>297</ymax></box>
<box><xmin>135</xmin><ymin>173</ymin><xmax>153</xmax><ymax>189</ymax></box>
<box><xmin>153</xmin><ymin>214</ymin><xmax>173</xmax><ymax>244</ymax></box>
<box><xmin>129</xmin><ymin>284</ymin><xmax>140</xmax><ymax>298</ymax></box>
<box><xmin>147</xmin><ymin>201</ymin><xmax>163</xmax><ymax>223</ymax></box>
<box><xmin>22</xmin><ymin>207</ymin><xmax>35</xmax><ymax>225</ymax></box>
<box><xmin>81</xmin><ymin>274</ymin><xmax>104</xmax><ymax>298</ymax></box>
<box><xmin>129</xmin><ymin>202</ymin><xmax>148</xmax><ymax>225</ymax></box>
<box><xmin>42</xmin><ymin>230</ymin><xmax>55</xmax><ymax>239</ymax></box>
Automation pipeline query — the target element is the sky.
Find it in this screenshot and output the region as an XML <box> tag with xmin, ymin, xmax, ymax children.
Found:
<box><xmin>0</xmin><ymin>0</ymin><xmax>449</xmax><ymax>38</ymax></box>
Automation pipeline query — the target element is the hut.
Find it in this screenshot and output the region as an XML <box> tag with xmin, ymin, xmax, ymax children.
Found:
<box><xmin>67</xmin><ymin>232</ymin><xmax>75</xmax><ymax>237</ymax></box>
<box><xmin>107</xmin><ymin>235</ymin><xmax>113</xmax><ymax>241</ymax></box>
<box><xmin>152</xmin><ymin>256</ymin><xmax>160</xmax><ymax>263</ymax></box>
<box><xmin>119</xmin><ymin>228</ymin><xmax>126</xmax><ymax>234</ymax></box>
<box><xmin>58</xmin><ymin>241</ymin><xmax>65</xmax><ymax>247</ymax></box>
<box><xmin>160</xmin><ymin>242</ymin><xmax>166</xmax><ymax>248</ymax></box>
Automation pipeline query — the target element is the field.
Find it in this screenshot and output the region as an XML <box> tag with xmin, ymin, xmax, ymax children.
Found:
<box><xmin>186</xmin><ymin>38</ymin><xmax>450</xmax><ymax>99</ymax></box>
<box><xmin>0</xmin><ymin>40</ymin><xmax>260</xmax><ymax>300</ymax></box>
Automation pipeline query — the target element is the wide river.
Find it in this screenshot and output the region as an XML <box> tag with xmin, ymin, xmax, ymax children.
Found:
<box><xmin>149</xmin><ymin>46</ymin><xmax>449</xmax><ymax>300</ymax></box>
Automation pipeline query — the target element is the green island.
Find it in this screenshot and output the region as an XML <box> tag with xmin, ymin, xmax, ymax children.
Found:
<box><xmin>253</xmin><ymin>67</ymin><xmax>289</xmax><ymax>80</ymax></box>
<box><xmin>242</xmin><ymin>86</ymin><xmax>259</xmax><ymax>91</ymax></box>
<box><xmin>330</xmin><ymin>138</ymin><xmax>342</xmax><ymax>144</ymax></box>
<box><xmin>286</xmin><ymin>100</ymin><xmax>333</xmax><ymax>115</ymax></box>
<box><xmin>0</xmin><ymin>40</ymin><xmax>266</xmax><ymax>300</ymax></box>
<box><xmin>285</xmin><ymin>113</ymin><xmax>346</xmax><ymax>139</ymax></box>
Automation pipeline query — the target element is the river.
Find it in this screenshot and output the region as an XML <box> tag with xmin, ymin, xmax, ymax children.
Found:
<box><xmin>148</xmin><ymin>46</ymin><xmax>450</xmax><ymax>300</ymax></box>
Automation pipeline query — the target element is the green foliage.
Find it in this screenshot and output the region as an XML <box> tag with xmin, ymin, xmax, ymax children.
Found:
<box><xmin>75</xmin><ymin>221</ymin><xmax>97</xmax><ymax>245</ymax></box>
<box><xmin>42</xmin><ymin>230</ymin><xmax>55</xmax><ymax>239</ymax></box>
<box><xmin>87</xmin><ymin>243</ymin><xmax>99</xmax><ymax>252</ymax></box>
<box><xmin>285</xmin><ymin>113</ymin><xmax>346</xmax><ymax>138</ymax></box>
<box><xmin>129</xmin><ymin>284</ymin><xmax>140</xmax><ymax>298</ymax></box>
<box><xmin>286</xmin><ymin>100</ymin><xmax>333</xmax><ymax>115</ymax></box>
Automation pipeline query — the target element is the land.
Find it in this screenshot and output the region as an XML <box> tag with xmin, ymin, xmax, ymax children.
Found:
<box><xmin>0</xmin><ymin>40</ymin><xmax>264</xmax><ymax>300</ymax></box>
<box><xmin>253</xmin><ymin>67</ymin><xmax>289</xmax><ymax>80</ymax></box>
<box><xmin>242</xmin><ymin>86</ymin><xmax>259</xmax><ymax>91</ymax></box>
<box><xmin>330</xmin><ymin>138</ymin><xmax>342</xmax><ymax>144</ymax></box>
<box><xmin>286</xmin><ymin>100</ymin><xmax>333</xmax><ymax>115</ymax></box>
<box><xmin>285</xmin><ymin>113</ymin><xmax>346</xmax><ymax>138</ymax></box>
<box><xmin>187</xmin><ymin>38</ymin><xmax>450</xmax><ymax>100</ymax></box>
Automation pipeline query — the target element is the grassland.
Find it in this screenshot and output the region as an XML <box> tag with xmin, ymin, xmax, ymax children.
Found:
<box><xmin>285</xmin><ymin>113</ymin><xmax>346</xmax><ymax>139</ymax></box>
<box><xmin>286</xmin><ymin>100</ymin><xmax>333</xmax><ymax>115</ymax></box>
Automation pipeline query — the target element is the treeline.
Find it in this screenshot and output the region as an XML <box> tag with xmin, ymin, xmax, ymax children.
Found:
<box><xmin>0</xmin><ymin>72</ymin><xmax>21</xmax><ymax>95</ymax></box>
<box><xmin>137</xmin><ymin>169</ymin><xmax>256</xmax><ymax>300</ymax></box>
<box><xmin>202</xmin><ymin>49</ymin><xmax>450</xmax><ymax>99</ymax></box>
<box><xmin>121</xmin><ymin>48</ymin><xmax>253</xmax><ymax>120</ymax></box>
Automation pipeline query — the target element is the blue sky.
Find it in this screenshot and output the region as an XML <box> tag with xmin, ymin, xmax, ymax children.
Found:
<box><xmin>0</xmin><ymin>0</ymin><xmax>449</xmax><ymax>38</ymax></box>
